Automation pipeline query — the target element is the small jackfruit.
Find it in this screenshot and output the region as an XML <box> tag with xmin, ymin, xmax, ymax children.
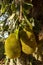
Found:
<box><xmin>20</xmin><ymin>39</ymin><xmax>34</xmax><ymax>54</ymax></box>
<box><xmin>5</xmin><ymin>29</ymin><xmax>21</xmax><ymax>59</ymax></box>
<box><xmin>20</xmin><ymin>28</ymin><xmax>37</xmax><ymax>54</ymax></box>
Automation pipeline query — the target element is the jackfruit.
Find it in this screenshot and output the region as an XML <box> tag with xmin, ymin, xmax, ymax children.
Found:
<box><xmin>20</xmin><ymin>28</ymin><xmax>37</xmax><ymax>54</ymax></box>
<box><xmin>5</xmin><ymin>29</ymin><xmax>21</xmax><ymax>59</ymax></box>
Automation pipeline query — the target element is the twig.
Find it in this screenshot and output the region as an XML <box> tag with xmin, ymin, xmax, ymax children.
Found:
<box><xmin>19</xmin><ymin>0</ymin><xmax>22</xmax><ymax>22</ymax></box>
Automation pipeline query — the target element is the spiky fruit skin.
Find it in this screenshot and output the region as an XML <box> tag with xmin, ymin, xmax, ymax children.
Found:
<box><xmin>20</xmin><ymin>29</ymin><xmax>37</xmax><ymax>55</ymax></box>
<box><xmin>5</xmin><ymin>33</ymin><xmax>21</xmax><ymax>59</ymax></box>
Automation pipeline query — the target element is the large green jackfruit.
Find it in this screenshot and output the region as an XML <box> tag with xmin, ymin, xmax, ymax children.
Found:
<box><xmin>5</xmin><ymin>29</ymin><xmax>21</xmax><ymax>59</ymax></box>
<box><xmin>20</xmin><ymin>28</ymin><xmax>37</xmax><ymax>55</ymax></box>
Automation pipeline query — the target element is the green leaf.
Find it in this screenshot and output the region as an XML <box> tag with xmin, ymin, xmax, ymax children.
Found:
<box><xmin>3</xmin><ymin>0</ymin><xmax>12</xmax><ymax>4</ymax></box>
<box><xmin>23</xmin><ymin>2</ymin><xmax>33</xmax><ymax>10</ymax></box>
<box><xmin>6</xmin><ymin>5</ymin><xmax>12</xmax><ymax>15</ymax></box>
<box><xmin>1</xmin><ymin>3</ymin><xmax>6</xmax><ymax>14</ymax></box>
<box><xmin>11</xmin><ymin>2</ymin><xmax>16</xmax><ymax>12</ymax></box>
<box><xmin>24</xmin><ymin>14</ymin><xmax>33</xmax><ymax>30</ymax></box>
<box><xmin>23</xmin><ymin>2</ymin><xmax>33</xmax><ymax>15</ymax></box>
<box><xmin>24</xmin><ymin>2</ymin><xmax>33</xmax><ymax>6</ymax></box>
